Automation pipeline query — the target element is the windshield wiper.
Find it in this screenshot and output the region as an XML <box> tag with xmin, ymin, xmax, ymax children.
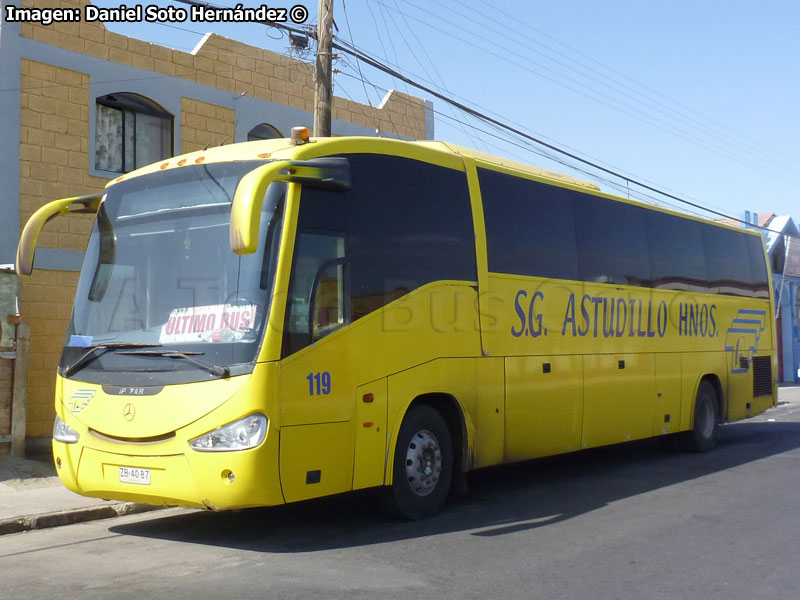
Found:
<box><xmin>62</xmin><ymin>342</ymin><xmax>161</xmax><ymax>378</ymax></box>
<box><xmin>115</xmin><ymin>350</ymin><xmax>230</xmax><ymax>378</ymax></box>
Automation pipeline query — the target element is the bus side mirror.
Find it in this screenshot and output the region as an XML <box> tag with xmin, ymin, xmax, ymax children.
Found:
<box><xmin>16</xmin><ymin>193</ymin><xmax>104</xmax><ymax>275</ymax></box>
<box><xmin>230</xmin><ymin>158</ymin><xmax>350</xmax><ymax>254</ymax></box>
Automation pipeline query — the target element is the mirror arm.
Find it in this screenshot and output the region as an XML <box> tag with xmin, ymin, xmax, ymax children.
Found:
<box><xmin>230</xmin><ymin>158</ymin><xmax>351</xmax><ymax>255</ymax></box>
<box><xmin>230</xmin><ymin>161</ymin><xmax>293</xmax><ymax>255</ymax></box>
<box><xmin>16</xmin><ymin>193</ymin><xmax>104</xmax><ymax>275</ymax></box>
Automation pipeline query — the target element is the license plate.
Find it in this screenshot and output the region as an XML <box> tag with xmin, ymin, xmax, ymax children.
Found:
<box><xmin>119</xmin><ymin>466</ymin><xmax>151</xmax><ymax>485</ymax></box>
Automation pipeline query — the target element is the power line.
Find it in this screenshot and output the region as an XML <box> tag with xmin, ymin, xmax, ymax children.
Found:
<box><xmin>382</xmin><ymin>0</ymin><xmax>486</xmax><ymax>152</ymax></box>
<box><xmin>96</xmin><ymin>0</ymin><xmax>798</xmax><ymax>200</ymax></box>
<box><xmin>15</xmin><ymin>0</ymin><xmax>797</xmax><ymax>239</ymax></box>
<box><xmin>362</xmin><ymin>0</ymin><xmax>400</xmax><ymax>103</ymax></box>
<box><xmin>165</xmin><ymin>0</ymin><xmax>797</xmax><ymax>235</ymax></box>
<box><xmin>18</xmin><ymin>4</ymin><xmax>713</xmax><ymax>218</ymax></box>
<box><xmin>362</xmin><ymin>0</ymin><xmax>800</xmax><ymax>187</ymax></box>
<box><xmin>331</xmin><ymin>40</ymin><xmax>794</xmax><ymax>237</ymax></box>
<box><xmin>156</xmin><ymin>0</ymin><xmax>794</xmax><ymax>227</ymax></box>
<box><xmin>434</xmin><ymin>0</ymin><xmax>800</xmax><ymax>176</ymax></box>
<box><xmin>342</xmin><ymin>71</ymin><xmax>800</xmax><ymax>249</ymax></box>
<box><xmin>328</xmin><ymin>20</ymin><xmax>737</xmax><ymax>217</ymax></box>
<box><xmin>474</xmin><ymin>0</ymin><xmax>790</xmax><ymax>166</ymax></box>
<box><xmin>338</xmin><ymin>70</ymin><xmax>710</xmax><ymax>219</ymax></box>
<box><xmin>339</xmin><ymin>0</ymin><xmax>379</xmax><ymax>131</ymax></box>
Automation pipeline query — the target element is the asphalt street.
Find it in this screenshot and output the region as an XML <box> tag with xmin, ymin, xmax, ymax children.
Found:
<box><xmin>2</xmin><ymin>389</ymin><xmax>799</xmax><ymax>600</ymax></box>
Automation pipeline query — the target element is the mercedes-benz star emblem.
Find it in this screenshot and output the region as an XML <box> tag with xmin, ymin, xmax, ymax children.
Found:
<box><xmin>123</xmin><ymin>403</ymin><xmax>136</xmax><ymax>422</ymax></box>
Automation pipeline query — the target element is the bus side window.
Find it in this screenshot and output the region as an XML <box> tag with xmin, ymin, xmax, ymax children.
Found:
<box><xmin>284</xmin><ymin>232</ymin><xmax>346</xmax><ymax>354</ymax></box>
<box><xmin>702</xmin><ymin>226</ymin><xmax>755</xmax><ymax>297</ymax></box>
<box><xmin>282</xmin><ymin>153</ymin><xmax>474</xmax><ymax>358</ymax></box>
<box><xmin>572</xmin><ymin>194</ymin><xmax>651</xmax><ymax>287</ymax></box>
<box><xmin>310</xmin><ymin>259</ymin><xmax>348</xmax><ymax>341</ymax></box>
<box><xmin>478</xmin><ymin>167</ymin><xmax>579</xmax><ymax>280</ymax></box>
<box><xmin>644</xmin><ymin>209</ymin><xmax>708</xmax><ymax>292</ymax></box>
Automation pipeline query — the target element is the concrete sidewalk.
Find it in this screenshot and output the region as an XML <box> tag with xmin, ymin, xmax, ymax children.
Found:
<box><xmin>0</xmin><ymin>456</ymin><xmax>163</xmax><ymax>535</ymax></box>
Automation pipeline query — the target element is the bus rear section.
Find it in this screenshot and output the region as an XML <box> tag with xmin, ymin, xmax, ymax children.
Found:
<box><xmin>472</xmin><ymin>159</ymin><xmax>776</xmax><ymax>464</ymax></box>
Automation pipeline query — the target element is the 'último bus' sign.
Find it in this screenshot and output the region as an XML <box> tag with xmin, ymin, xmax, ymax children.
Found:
<box><xmin>159</xmin><ymin>304</ymin><xmax>257</xmax><ymax>344</ymax></box>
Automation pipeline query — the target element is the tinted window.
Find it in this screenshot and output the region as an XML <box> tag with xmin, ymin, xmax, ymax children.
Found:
<box><xmin>480</xmin><ymin>166</ymin><xmax>771</xmax><ymax>301</ymax></box>
<box><xmin>702</xmin><ymin>226</ymin><xmax>754</xmax><ymax>296</ymax></box>
<box><xmin>644</xmin><ymin>210</ymin><xmax>708</xmax><ymax>291</ymax></box>
<box><xmin>573</xmin><ymin>195</ymin><xmax>650</xmax><ymax>287</ymax></box>
<box><xmin>283</xmin><ymin>154</ymin><xmax>476</xmax><ymax>356</ymax></box>
<box><xmin>479</xmin><ymin>168</ymin><xmax>579</xmax><ymax>280</ymax></box>
<box><xmin>746</xmin><ymin>234</ymin><xmax>770</xmax><ymax>298</ymax></box>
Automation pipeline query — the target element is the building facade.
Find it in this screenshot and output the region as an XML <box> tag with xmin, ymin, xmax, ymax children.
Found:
<box><xmin>763</xmin><ymin>215</ymin><xmax>800</xmax><ymax>384</ymax></box>
<box><xmin>0</xmin><ymin>0</ymin><xmax>432</xmax><ymax>446</ymax></box>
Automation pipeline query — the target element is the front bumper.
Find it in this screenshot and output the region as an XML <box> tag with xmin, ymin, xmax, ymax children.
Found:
<box><xmin>53</xmin><ymin>428</ymin><xmax>283</xmax><ymax>510</ymax></box>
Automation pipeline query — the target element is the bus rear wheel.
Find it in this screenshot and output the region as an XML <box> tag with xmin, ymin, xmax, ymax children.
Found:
<box><xmin>386</xmin><ymin>405</ymin><xmax>453</xmax><ymax>520</ymax></box>
<box><xmin>682</xmin><ymin>380</ymin><xmax>719</xmax><ymax>453</ymax></box>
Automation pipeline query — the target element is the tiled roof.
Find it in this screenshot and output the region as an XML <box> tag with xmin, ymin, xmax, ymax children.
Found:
<box><xmin>759</xmin><ymin>212</ymin><xmax>776</xmax><ymax>228</ymax></box>
<box><xmin>714</xmin><ymin>212</ymin><xmax>776</xmax><ymax>229</ymax></box>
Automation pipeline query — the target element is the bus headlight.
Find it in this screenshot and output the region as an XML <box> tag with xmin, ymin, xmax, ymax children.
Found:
<box><xmin>53</xmin><ymin>414</ymin><xmax>80</xmax><ymax>444</ymax></box>
<box><xmin>189</xmin><ymin>414</ymin><xmax>268</xmax><ymax>452</ymax></box>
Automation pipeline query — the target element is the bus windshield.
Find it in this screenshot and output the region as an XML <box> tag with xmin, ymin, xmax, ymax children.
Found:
<box><xmin>60</xmin><ymin>161</ymin><xmax>284</xmax><ymax>384</ymax></box>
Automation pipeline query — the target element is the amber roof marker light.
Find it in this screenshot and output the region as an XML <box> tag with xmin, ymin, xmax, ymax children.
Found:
<box><xmin>291</xmin><ymin>126</ymin><xmax>311</xmax><ymax>145</ymax></box>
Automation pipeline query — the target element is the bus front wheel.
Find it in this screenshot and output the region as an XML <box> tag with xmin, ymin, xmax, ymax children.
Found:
<box><xmin>682</xmin><ymin>380</ymin><xmax>719</xmax><ymax>453</ymax></box>
<box><xmin>386</xmin><ymin>405</ymin><xmax>453</xmax><ymax>520</ymax></box>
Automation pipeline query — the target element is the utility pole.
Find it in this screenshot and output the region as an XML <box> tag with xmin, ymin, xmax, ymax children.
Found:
<box><xmin>314</xmin><ymin>0</ymin><xmax>334</xmax><ymax>137</ymax></box>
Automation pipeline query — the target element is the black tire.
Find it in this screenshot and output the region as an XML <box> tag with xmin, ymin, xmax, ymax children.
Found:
<box><xmin>682</xmin><ymin>380</ymin><xmax>719</xmax><ymax>453</ymax></box>
<box><xmin>385</xmin><ymin>405</ymin><xmax>453</xmax><ymax>520</ymax></box>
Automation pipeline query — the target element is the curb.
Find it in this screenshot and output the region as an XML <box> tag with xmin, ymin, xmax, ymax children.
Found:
<box><xmin>0</xmin><ymin>502</ymin><xmax>165</xmax><ymax>536</ymax></box>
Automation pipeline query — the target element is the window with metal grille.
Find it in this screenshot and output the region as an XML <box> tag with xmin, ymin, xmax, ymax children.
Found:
<box><xmin>95</xmin><ymin>93</ymin><xmax>173</xmax><ymax>173</ymax></box>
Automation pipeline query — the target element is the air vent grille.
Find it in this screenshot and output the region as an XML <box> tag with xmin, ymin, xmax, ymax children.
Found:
<box><xmin>752</xmin><ymin>356</ymin><xmax>772</xmax><ymax>397</ymax></box>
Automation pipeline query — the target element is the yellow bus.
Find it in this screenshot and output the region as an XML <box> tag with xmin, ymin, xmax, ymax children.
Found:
<box><xmin>17</xmin><ymin>130</ymin><xmax>777</xmax><ymax>519</ymax></box>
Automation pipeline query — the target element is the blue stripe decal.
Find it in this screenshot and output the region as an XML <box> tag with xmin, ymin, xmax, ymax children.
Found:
<box><xmin>724</xmin><ymin>307</ymin><xmax>769</xmax><ymax>375</ymax></box>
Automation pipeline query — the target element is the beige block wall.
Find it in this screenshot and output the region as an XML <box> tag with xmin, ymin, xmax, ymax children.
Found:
<box><xmin>19</xmin><ymin>58</ymin><xmax>107</xmax><ymax>437</ymax></box>
<box><xmin>180</xmin><ymin>99</ymin><xmax>236</xmax><ymax>154</ymax></box>
<box><xmin>18</xmin><ymin>270</ymin><xmax>79</xmax><ymax>438</ymax></box>
<box><xmin>20</xmin><ymin>59</ymin><xmax>107</xmax><ymax>229</ymax></box>
<box><xmin>19</xmin><ymin>0</ymin><xmax>426</xmax><ymax>140</ymax></box>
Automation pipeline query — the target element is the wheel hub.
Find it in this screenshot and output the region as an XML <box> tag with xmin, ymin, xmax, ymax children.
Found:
<box><xmin>405</xmin><ymin>429</ymin><xmax>443</xmax><ymax>497</ymax></box>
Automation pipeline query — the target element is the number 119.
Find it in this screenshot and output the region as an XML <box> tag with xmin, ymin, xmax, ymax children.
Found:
<box><xmin>307</xmin><ymin>371</ymin><xmax>331</xmax><ymax>395</ymax></box>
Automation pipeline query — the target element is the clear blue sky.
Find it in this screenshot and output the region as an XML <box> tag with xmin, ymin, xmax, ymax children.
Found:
<box><xmin>94</xmin><ymin>0</ymin><xmax>800</xmax><ymax>223</ymax></box>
